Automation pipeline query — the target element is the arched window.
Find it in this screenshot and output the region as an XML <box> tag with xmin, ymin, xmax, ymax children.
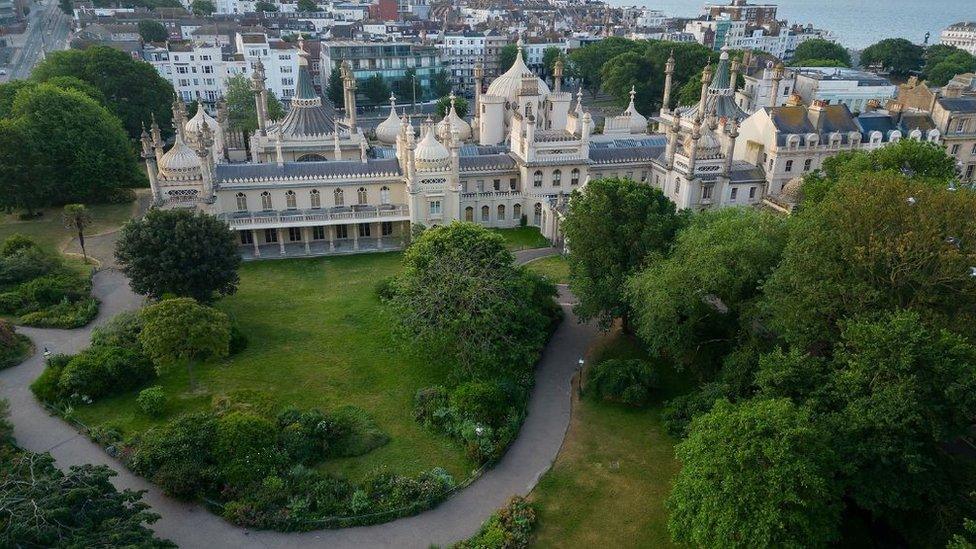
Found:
<box><xmin>533</xmin><ymin>170</ymin><xmax>543</xmax><ymax>187</ymax></box>
<box><xmin>481</xmin><ymin>205</ymin><xmax>490</xmax><ymax>221</ymax></box>
<box><xmin>285</xmin><ymin>190</ymin><xmax>297</xmax><ymax>209</ymax></box>
<box><xmin>235</xmin><ymin>192</ymin><xmax>247</xmax><ymax>211</ymax></box>
<box><xmin>552</xmin><ymin>169</ymin><xmax>561</xmax><ymax>186</ymax></box>
<box><xmin>533</xmin><ymin>202</ymin><xmax>542</xmax><ymax>225</ymax></box>
<box><xmin>804</xmin><ymin>159</ymin><xmax>812</xmax><ymax>172</ymax></box>
<box><xmin>513</xmin><ymin>203</ymin><xmax>521</xmax><ymax>220</ymax></box>
<box><xmin>261</xmin><ymin>191</ymin><xmax>272</xmax><ymax>210</ymax></box>
<box><xmin>380</xmin><ymin>186</ymin><xmax>390</xmax><ymax>205</ymax></box>
<box><xmin>465</xmin><ymin>206</ymin><xmax>474</xmax><ymax>221</ymax></box>
<box><xmin>358</xmin><ymin>187</ymin><xmax>368</xmax><ymax>205</ymax></box>
<box><xmin>334</xmin><ymin>188</ymin><xmax>344</xmax><ymax>206</ymax></box>
<box><xmin>571</xmin><ymin>168</ymin><xmax>580</xmax><ymax>186</ymax></box>
<box><xmin>497</xmin><ymin>204</ymin><xmax>505</xmax><ymax>219</ymax></box>
<box><xmin>310</xmin><ymin>189</ymin><xmax>321</xmax><ymax>209</ymax></box>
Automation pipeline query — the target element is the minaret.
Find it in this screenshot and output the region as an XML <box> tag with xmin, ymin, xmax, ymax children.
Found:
<box><xmin>251</xmin><ymin>59</ymin><xmax>268</xmax><ymax>136</ymax></box>
<box><xmin>688</xmin><ymin>118</ymin><xmax>701</xmax><ymax>175</ymax></box>
<box><xmin>140</xmin><ymin>123</ymin><xmax>161</xmax><ymax>203</ymax></box>
<box><xmin>662</xmin><ymin>50</ymin><xmax>675</xmax><ymax>114</ymax></box>
<box><xmin>193</xmin><ymin>119</ymin><xmax>215</xmax><ymax>201</ymax></box>
<box><xmin>360</xmin><ymin>139</ymin><xmax>368</xmax><ymax>163</ymax></box>
<box><xmin>341</xmin><ymin>61</ymin><xmax>358</xmax><ymax>133</ymax></box>
<box><xmin>666</xmin><ymin>110</ymin><xmax>681</xmax><ymax>170</ymax></box>
<box><xmin>724</xmin><ymin>118</ymin><xmax>738</xmax><ymax>176</ymax></box>
<box><xmin>216</xmin><ymin>99</ymin><xmax>229</xmax><ymax>160</ymax></box>
<box><xmin>770</xmin><ymin>63</ymin><xmax>784</xmax><ymax>108</ymax></box>
<box><xmin>553</xmin><ymin>58</ymin><xmax>564</xmax><ymax>93</ymax></box>
<box><xmin>697</xmin><ymin>65</ymin><xmax>713</xmax><ymax>123</ymax></box>
<box><xmin>150</xmin><ymin>114</ymin><xmax>164</xmax><ymax>164</ymax></box>
<box><xmin>472</xmin><ymin>62</ymin><xmax>483</xmax><ymax>141</ymax></box>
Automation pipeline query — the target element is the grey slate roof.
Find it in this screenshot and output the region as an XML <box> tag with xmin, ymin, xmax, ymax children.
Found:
<box><xmin>938</xmin><ymin>97</ymin><xmax>976</xmax><ymax>114</ymax></box>
<box><xmin>274</xmin><ymin>66</ymin><xmax>336</xmax><ymax>138</ymax></box>
<box><xmin>459</xmin><ymin>154</ymin><xmax>517</xmax><ymax>172</ymax></box>
<box><xmin>768</xmin><ymin>104</ymin><xmax>861</xmax><ymax>146</ymax></box>
<box><xmin>215</xmin><ymin>158</ymin><xmax>401</xmax><ymax>182</ymax></box>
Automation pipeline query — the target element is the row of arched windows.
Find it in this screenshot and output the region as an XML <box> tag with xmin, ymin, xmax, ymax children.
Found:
<box><xmin>464</xmin><ymin>203</ymin><xmax>525</xmax><ymax>222</ymax></box>
<box><xmin>236</xmin><ymin>187</ymin><xmax>392</xmax><ymax>212</ymax></box>
<box><xmin>532</xmin><ymin>168</ymin><xmax>580</xmax><ymax>188</ymax></box>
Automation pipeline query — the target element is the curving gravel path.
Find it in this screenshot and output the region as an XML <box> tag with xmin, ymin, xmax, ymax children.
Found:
<box><xmin>0</xmin><ymin>247</ymin><xmax>597</xmax><ymax>549</ymax></box>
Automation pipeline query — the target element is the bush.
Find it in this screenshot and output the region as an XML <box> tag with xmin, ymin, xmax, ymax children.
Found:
<box><xmin>329</xmin><ymin>405</ymin><xmax>389</xmax><ymax>457</ymax></box>
<box><xmin>228</xmin><ymin>324</ymin><xmax>248</xmax><ymax>355</ymax></box>
<box><xmin>127</xmin><ymin>412</ymin><xmax>219</xmax><ymax>498</ymax></box>
<box><xmin>455</xmin><ymin>496</ymin><xmax>537</xmax><ymax>549</ymax></box>
<box><xmin>587</xmin><ymin>358</ymin><xmax>658</xmax><ymax>406</ymax></box>
<box><xmin>374</xmin><ymin>276</ymin><xmax>397</xmax><ymax>301</ymax></box>
<box><xmin>0</xmin><ymin>246</ymin><xmax>60</xmax><ymax>285</ymax></box>
<box><xmin>0</xmin><ymin>291</ymin><xmax>24</xmax><ymax>314</ymax></box>
<box><xmin>91</xmin><ymin>310</ymin><xmax>144</xmax><ymax>351</ymax></box>
<box><xmin>30</xmin><ymin>354</ymin><xmax>73</xmax><ymax>403</ymax></box>
<box><xmin>276</xmin><ymin>407</ymin><xmax>343</xmax><ymax>464</ymax></box>
<box><xmin>450</xmin><ymin>381</ymin><xmax>511</xmax><ymax>427</ymax></box>
<box><xmin>413</xmin><ymin>385</ymin><xmax>449</xmax><ymax>427</ymax></box>
<box><xmin>137</xmin><ymin>386</ymin><xmax>167</xmax><ymax>417</ymax></box>
<box><xmin>57</xmin><ymin>345</ymin><xmax>155</xmax><ymax>401</ymax></box>
<box><xmin>661</xmin><ymin>381</ymin><xmax>726</xmax><ymax>438</ymax></box>
<box><xmin>214</xmin><ymin>411</ymin><xmax>280</xmax><ymax>486</ymax></box>
<box><xmin>0</xmin><ymin>320</ymin><xmax>31</xmax><ymax>369</ymax></box>
<box><xmin>0</xmin><ymin>234</ymin><xmax>39</xmax><ymax>257</ymax></box>
<box><xmin>18</xmin><ymin>296</ymin><xmax>99</xmax><ymax>328</ymax></box>
<box><xmin>18</xmin><ymin>272</ymin><xmax>90</xmax><ymax>307</ymax></box>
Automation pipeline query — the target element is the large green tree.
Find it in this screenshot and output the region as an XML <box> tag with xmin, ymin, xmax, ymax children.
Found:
<box><xmin>498</xmin><ymin>43</ymin><xmax>526</xmax><ymax>73</ymax></box>
<box><xmin>137</xmin><ymin>19</ymin><xmax>168</xmax><ymax>43</ymax></box>
<box><xmin>189</xmin><ymin>0</ymin><xmax>214</xmax><ymax>14</ymax></box>
<box><xmin>389</xmin><ymin>223</ymin><xmax>557</xmax><ymax>380</ymax></box>
<box><xmin>0</xmin><ymin>84</ymin><xmax>141</xmax><ymax>214</ymax></box>
<box><xmin>115</xmin><ymin>209</ymin><xmax>242</xmax><ymax>303</ymax></box>
<box><xmin>435</xmin><ymin>95</ymin><xmax>468</xmax><ymax>118</ymax></box>
<box><xmin>568</xmin><ymin>37</ymin><xmax>643</xmax><ymax>97</ymax></box>
<box><xmin>430</xmin><ymin>69</ymin><xmax>452</xmax><ymax>99</ymax></box>
<box><xmin>32</xmin><ymin>45</ymin><xmax>175</xmax><ymax>139</ymax></box>
<box><xmin>923</xmin><ymin>45</ymin><xmax>976</xmax><ymax>86</ymax></box>
<box><xmin>139</xmin><ymin>298</ymin><xmax>230</xmax><ymax>389</ymax></box>
<box><xmin>562</xmin><ymin>178</ymin><xmax>686</xmax><ymax>329</ymax></box>
<box><xmin>791</xmin><ymin>38</ymin><xmax>851</xmax><ymax>67</ymax></box>
<box><xmin>325</xmin><ymin>66</ymin><xmax>344</xmax><ymax>106</ymax></box>
<box><xmin>667</xmin><ymin>398</ymin><xmax>843</xmax><ymax>548</ymax></box>
<box><xmin>761</xmin><ymin>173</ymin><xmax>976</xmax><ymax>352</ymax></box>
<box><xmin>628</xmin><ymin>208</ymin><xmax>788</xmax><ymax>366</ymax></box>
<box><xmin>360</xmin><ymin>74</ymin><xmax>391</xmax><ymax>105</ymax></box>
<box><xmin>223</xmin><ymin>74</ymin><xmax>285</xmax><ymax>133</ymax></box>
<box><xmin>860</xmin><ymin>38</ymin><xmax>924</xmax><ymax>76</ymax></box>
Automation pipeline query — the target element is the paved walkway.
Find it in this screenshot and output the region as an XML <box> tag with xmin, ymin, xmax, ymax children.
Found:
<box><xmin>0</xmin><ymin>247</ymin><xmax>597</xmax><ymax>549</ymax></box>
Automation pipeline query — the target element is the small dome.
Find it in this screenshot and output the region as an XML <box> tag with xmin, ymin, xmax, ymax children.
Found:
<box><xmin>376</xmin><ymin>95</ymin><xmax>401</xmax><ymax>144</ymax></box>
<box><xmin>413</xmin><ymin>124</ymin><xmax>450</xmax><ymax>170</ymax></box>
<box><xmin>683</xmin><ymin>129</ymin><xmax>722</xmax><ymax>159</ymax></box>
<box><xmin>184</xmin><ymin>105</ymin><xmax>217</xmax><ymax>135</ymax></box>
<box><xmin>780</xmin><ymin>176</ymin><xmax>805</xmax><ymax>204</ymax></box>
<box><xmin>485</xmin><ymin>40</ymin><xmax>551</xmax><ymax>102</ymax></box>
<box><xmin>436</xmin><ymin>94</ymin><xmax>472</xmax><ymax>142</ymax></box>
<box><xmin>158</xmin><ymin>133</ymin><xmax>201</xmax><ymax>180</ymax></box>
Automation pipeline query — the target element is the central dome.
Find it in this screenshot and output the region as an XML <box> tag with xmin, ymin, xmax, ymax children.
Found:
<box><xmin>486</xmin><ymin>43</ymin><xmax>551</xmax><ymax>102</ymax></box>
<box><xmin>158</xmin><ymin>133</ymin><xmax>201</xmax><ymax>180</ymax></box>
<box><xmin>414</xmin><ymin>124</ymin><xmax>450</xmax><ymax>170</ymax></box>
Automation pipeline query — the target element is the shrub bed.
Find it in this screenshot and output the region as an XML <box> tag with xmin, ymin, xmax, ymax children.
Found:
<box><xmin>0</xmin><ymin>319</ymin><xmax>31</xmax><ymax>369</ymax></box>
<box><xmin>0</xmin><ymin>235</ymin><xmax>99</xmax><ymax>328</ymax></box>
<box><xmin>587</xmin><ymin>358</ymin><xmax>659</xmax><ymax>407</ymax></box>
<box><xmin>455</xmin><ymin>496</ymin><xmax>537</xmax><ymax>549</ymax></box>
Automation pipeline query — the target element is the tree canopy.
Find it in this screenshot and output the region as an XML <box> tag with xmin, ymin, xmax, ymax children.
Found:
<box><xmin>598</xmin><ymin>40</ymin><xmax>715</xmax><ymax>112</ymax></box>
<box><xmin>115</xmin><ymin>209</ymin><xmax>242</xmax><ymax>303</ymax></box>
<box><xmin>498</xmin><ymin>44</ymin><xmax>526</xmax><ymax>73</ymax></box>
<box><xmin>0</xmin><ymin>83</ymin><xmax>141</xmax><ymax>214</ymax></box>
<box><xmin>32</xmin><ymin>45</ymin><xmax>175</xmax><ymax>139</ymax></box>
<box><xmin>224</xmin><ymin>74</ymin><xmax>285</xmax><ymax>133</ymax></box>
<box><xmin>562</xmin><ymin>177</ymin><xmax>686</xmax><ymax>329</ymax></box>
<box><xmin>791</xmin><ymin>39</ymin><xmax>851</xmax><ymax>67</ymax></box>
<box><xmin>326</xmin><ymin>66</ymin><xmax>344</xmax><ymax>106</ymax></box>
<box><xmin>137</xmin><ymin>19</ymin><xmax>168</xmax><ymax>43</ymax></box>
<box><xmin>189</xmin><ymin>0</ymin><xmax>214</xmax><ymax>15</ymax></box>
<box><xmin>139</xmin><ymin>297</ymin><xmax>230</xmax><ymax>388</ymax></box>
<box><xmin>435</xmin><ymin>95</ymin><xmax>469</xmax><ymax>118</ymax></box>
<box><xmin>430</xmin><ymin>69</ymin><xmax>452</xmax><ymax>99</ymax></box>
<box><xmin>859</xmin><ymin>38</ymin><xmax>925</xmax><ymax>76</ymax></box>
<box><xmin>923</xmin><ymin>44</ymin><xmax>976</xmax><ymax>86</ymax></box>
<box><xmin>361</xmin><ymin>74</ymin><xmax>391</xmax><ymax>105</ymax></box>
<box><xmin>296</xmin><ymin>0</ymin><xmax>317</xmax><ymax>11</ymax></box>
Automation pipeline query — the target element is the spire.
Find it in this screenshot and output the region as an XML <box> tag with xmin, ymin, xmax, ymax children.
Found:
<box><xmin>575</xmin><ymin>87</ymin><xmax>584</xmax><ymax>113</ymax></box>
<box><xmin>628</xmin><ymin>85</ymin><xmax>636</xmax><ymax>109</ymax></box>
<box><xmin>710</xmin><ymin>47</ymin><xmax>732</xmax><ymax>91</ymax></box>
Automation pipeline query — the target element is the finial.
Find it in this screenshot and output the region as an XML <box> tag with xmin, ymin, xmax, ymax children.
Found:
<box><xmin>629</xmin><ymin>85</ymin><xmax>636</xmax><ymax>103</ymax></box>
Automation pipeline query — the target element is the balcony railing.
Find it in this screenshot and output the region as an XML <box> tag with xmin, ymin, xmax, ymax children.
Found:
<box><xmin>220</xmin><ymin>204</ymin><xmax>410</xmax><ymax>229</ymax></box>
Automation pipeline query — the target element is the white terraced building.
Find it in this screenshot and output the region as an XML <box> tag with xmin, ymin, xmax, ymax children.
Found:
<box><xmin>941</xmin><ymin>22</ymin><xmax>976</xmax><ymax>56</ymax></box>
<box><xmin>141</xmin><ymin>42</ymin><xmax>787</xmax><ymax>260</ymax></box>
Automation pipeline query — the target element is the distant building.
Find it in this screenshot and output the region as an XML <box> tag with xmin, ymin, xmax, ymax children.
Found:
<box><xmin>941</xmin><ymin>22</ymin><xmax>976</xmax><ymax>55</ymax></box>
<box><xmin>792</xmin><ymin>67</ymin><xmax>897</xmax><ymax>114</ymax></box>
<box><xmin>439</xmin><ymin>31</ymin><xmax>508</xmax><ymax>96</ymax></box>
<box><xmin>735</xmin><ymin>53</ymin><xmax>795</xmax><ymax>113</ymax></box>
<box><xmin>897</xmin><ymin>76</ymin><xmax>976</xmax><ymax>183</ymax></box>
<box><xmin>320</xmin><ymin>40</ymin><xmax>443</xmax><ymax>101</ymax></box>
<box><xmin>703</xmin><ymin>0</ymin><xmax>778</xmax><ymax>26</ymax></box>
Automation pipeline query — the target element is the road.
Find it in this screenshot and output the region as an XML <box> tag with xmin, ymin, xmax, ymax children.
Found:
<box><xmin>1</xmin><ymin>0</ymin><xmax>71</xmax><ymax>82</ymax></box>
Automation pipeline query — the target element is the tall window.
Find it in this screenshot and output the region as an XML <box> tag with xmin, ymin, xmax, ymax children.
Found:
<box><xmin>513</xmin><ymin>203</ymin><xmax>521</xmax><ymax>219</ymax></box>
<box><xmin>261</xmin><ymin>191</ymin><xmax>272</xmax><ymax>210</ymax></box>
<box><xmin>358</xmin><ymin>187</ymin><xmax>368</xmax><ymax>205</ymax></box>
<box><xmin>497</xmin><ymin>204</ymin><xmax>505</xmax><ymax>220</ymax></box>
<box><xmin>571</xmin><ymin>168</ymin><xmax>580</xmax><ymax>185</ymax></box>
<box><xmin>465</xmin><ymin>206</ymin><xmax>474</xmax><ymax>221</ymax></box>
<box><xmin>702</xmin><ymin>185</ymin><xmax>713</xmax><ymax>200</ymax></box>
<box><xmin>236</xmin><ymin>192</ymin><xmax>247</xmax><ymax>211</ymax></box>
<box><xmin>382</xmin><ymin>222</ymin><xmax>393</xmax><ymax>236</ymax></box>
<box><xmin>335</xmin><ymin>225</ymin><xmax>348</xmax><ymax>239</ymax></box>
<box><xmin>785</xmin><ymin>159</ymin><xmax>793</xmax><ymax>172</ymax></box>
<box><xmin>730</xmin><ymin>187</ymin><xmax>738</xmax><ymax>201</ymax></box>
<box><xmin>533</xmin><ymin>170</ymin><xmax>543</xmax><ymax>187</ymax></box>
<box><xmin>312</xmin><ymin>226</ymin><xmax>325</xmax><ymax>240</ymax></box>
<box><xmin>288</xmin><ymin>227</ymin><xmax>301</xmax><ymax>241</ymax></box>
<box><xmin>380</xmin><ymin>186</ymin><xmax>390</xmax><ymax>204</ymax></box>
<box><xmin>359</xmin><ymin>223</ymin><xmax>370</xmax><ymax>237</ymax></box>
<box><xmin>264</xmin><ymin>228</ymin><xmax>277</xmax><ymax>242</ymax></box>
<box><xmin>804</xmin><ymin>159</ymin><xmax>812</xmax><ymax>171</ymax></box>
<box><xmin>285</xmin><ymin>190</ymin><xmax>297</xmax><ymax>209</ymax></box>
<box><xmin>481</xmin><ymin>205</ymin><xmax>490</xmax><ymax>221</ymax></box>
<box><xmin>334</xmin><ymin>188</ymin><xmax>344</xmax><ymax>206</ymax></box>
<box><xmin>310</xmin><ymin>189</ymin><xmax>321</xmax><ymax>209</ymax></box>
<box><xmin>430</xmin><ymin>201</ymin><xmax>442</xmax><ymax>214</ymax></box>
<box><xmin>552</xmin><ymin>169</ymin><xmax>561</xmax><ymax>186</ymax></box>
<box><xmin>533</xmin><ymin>202</ymin><xmax>542</xmax><ymax>225</ymax></box>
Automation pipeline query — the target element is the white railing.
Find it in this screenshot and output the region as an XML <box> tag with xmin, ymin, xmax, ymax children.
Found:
<box><xmin>221</xmin><ymin>205</ymin><xmax>410</xmax><ymax>228</ymax></box>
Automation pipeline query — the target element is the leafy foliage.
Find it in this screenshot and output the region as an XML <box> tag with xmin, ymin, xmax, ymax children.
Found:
<box><xmin>587</xmin><ymin>358</ymin><xmax>658</xmax><ymax>406</ymax></box>
<box><xmin>923</xmin><ymin>45</ymin><xmax>976</xmax><ymax>86</ymax></box>
<box><xmin>569</xmin><ymin>37</ymin><xmax>644</xmax><ymax>97</ymax></box>
<box><xmin>139</xmin><ymin>297</ymin><xmax>230</xmax><ymax>388</ymax></box>
<box><xmin>224</xmin><ymin>74</ymin><xmax>285</xmax><ymax>133</ymax></box>
<box><xmin>454</xmin><ymin>496</ymin><xmax>537</xmax><ymax>549</ymax></box>
<box><xmin>58</xmin><ymin>345</ymin><xmax>155</xmax><ymax>402</ymax></box>
<box><xmin>436</xmin><ymin>95</ymin><xmax>469</xmax><ymax>118</ymax></box>
<box><xmin>361</xmin><ymin>74</ymin><xmax>391</xmax><ymax>105</ymax></box>
<box><xmin>190</xmin><ymin>0</ymin><xmax>214</xmax><ymax>14</ymax></box>
<box><xmin>563</xmin><ymin>177</ymin><xmax>686</xmax><ymax>328</ymax></box>
<box><xmin>860</xmin><ymin>38</ymin><xmax>925</xmax><ymax>76</ymax></box>
<box><xmin>498</xmin><ymin>44</ymin><xmax>525</xmax><ymax>72</ymax></box>
<box><xmin>791</xmin><ymin>39</ymin><xmax>851</xmax><ymax>67</ymax></box>
<box><xmin>137</xmin><ymin>19</ymin><xmax>168</xmax><ymax>42</ymax></box>
<box><xmin>137</xmin><ymin>386</ymin><xmax>167</xmax><ymax>417</ymax></box>
<box><xmin>0</xmin><ymin>319</ymin><xmax>30</xmax><ymax>370</ymax></box>
<box><xmin>116</xmin><ymin>209</ymin><xmax>242</xmax><ymax>302</ymax></box>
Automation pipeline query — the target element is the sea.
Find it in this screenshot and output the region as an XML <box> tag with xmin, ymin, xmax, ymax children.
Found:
<box><xmin>604</xmin><ymin>0</ymin><xmax>975</xmax><ymax>50</ymax></box>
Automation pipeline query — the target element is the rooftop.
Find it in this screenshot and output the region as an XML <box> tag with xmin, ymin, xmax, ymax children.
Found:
<box><xmin>794</xmin><ymin>67</ymin><xmax>893</xmax><ymax>87</ymax></box>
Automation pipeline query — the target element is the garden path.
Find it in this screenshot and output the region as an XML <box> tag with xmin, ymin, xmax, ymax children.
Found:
<box><xmin>0</xmin><ymin>247</ymin><xmax>599</xmax><ymax>549</ymax></box>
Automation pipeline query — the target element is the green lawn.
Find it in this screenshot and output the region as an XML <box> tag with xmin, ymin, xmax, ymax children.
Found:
<box><xmin>491</xmin><ymin>227</ymin><xmax>550</xmax><ymax>250</ymax></box>
<box><xmin>530</xmin><ymin>331</ymin><xmax>694</xmax><ymax>548</ymax></box>
<box><xmin>524</xmin><ymin>255</ymin><xmax>570</xmax><ymax>284</ymax></box>
<box><xmin>0</xmin><ymin>201</ymin><xmax>136</xmax><ymax>253</ymax></box>
<box><xmin>71</xmin><ymin>253</ymin><xmax>473</xmax><ymax>481</ymax></box>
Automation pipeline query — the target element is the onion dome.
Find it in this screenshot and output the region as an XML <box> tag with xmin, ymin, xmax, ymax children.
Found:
<box><xmin>376</xmin><ymin>94</ymin><xmax>401</xmax><ymax>144</ymax></box>
<box><xmin>621</xmin><ymin>86</ymin><xmax>648</xmax><ymax>133</ymax></box>
<box><xmin>436</xmin><ymin>92</ymin><xmax>472</xmax><ymax>142</ymax></box>
<box><xmin>184</xmin><ymin>105</ymin><xmax>224</xmax><ymax>159</ymax></box>
<box><xmin>485</xmin><ymin>38</ymin><xmax>551</xmax><ymax>102</ymax></box>
<box><xmin>413</xmin><ymin>121</ymin><xmax>450</xmax><ymax>170</ymax></box>
<box><xmin>158</xmin><ymin>132</ymin><xmax>201</xmax><ymax>180</ymax></box>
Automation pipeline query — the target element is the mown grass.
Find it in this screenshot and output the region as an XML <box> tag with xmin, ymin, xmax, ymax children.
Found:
<box><xmin>71</xmin><ymin>253</ymin><xmax>473</xmax><ymax>482</ymax></box>
<box><xmin>524</xmin><ymin>255</ymin><xmax>570</xmax><ymax>284</ymax></box>
<box><xmin>491</xmin><ymin>226</ymin><xmax>550</xmax><ymax>250</ymax></box>
<box><xmin>0</xmin><ymin>201</ymin><xmax>136</xmax><ymax>254</ymax></box>
<box><xmin>529</xmin><ymin>330</ymin><xmax>694</xmax><ymax>548</ymax></box>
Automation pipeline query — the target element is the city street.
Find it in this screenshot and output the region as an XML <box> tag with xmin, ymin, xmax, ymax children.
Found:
<box><xmin>1</xmin><ymin>0</ymin><xmax>71</xmax><ymax>82</ymax></box>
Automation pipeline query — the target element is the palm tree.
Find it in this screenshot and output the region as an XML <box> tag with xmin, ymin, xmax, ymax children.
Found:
<box><xmin>62</xmin><ymin>204</ymin><xmax>92</xmax><ymax>263</ymax></box>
